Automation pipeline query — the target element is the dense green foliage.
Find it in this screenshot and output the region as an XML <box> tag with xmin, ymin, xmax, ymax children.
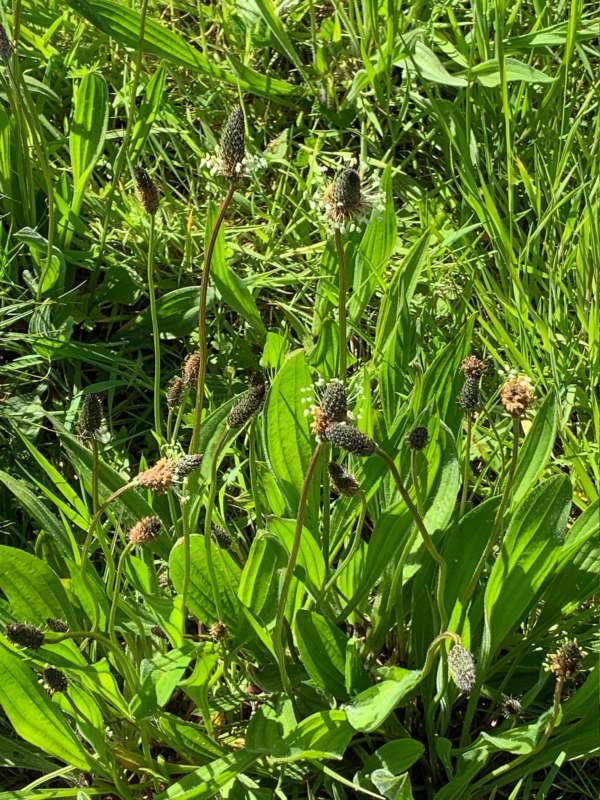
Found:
<box><xmin>0</xmin><ymin>0</ymin><xmax>598</xmax><ymax>798</ymax></box>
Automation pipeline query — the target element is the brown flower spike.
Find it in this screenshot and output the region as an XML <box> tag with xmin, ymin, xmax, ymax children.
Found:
<box><xmin>128</xmin><ymin>516</ymin><xmax>162</xmax><ymax>546</ymax></box>
<box><xmin>500</xmin><ymin>376</ymin><xmax>534</xmax><ymax>418</ymax></box>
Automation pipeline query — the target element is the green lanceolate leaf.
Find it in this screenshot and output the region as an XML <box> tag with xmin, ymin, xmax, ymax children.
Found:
<box><xmin>68</xmin><ymin>72</ymin><xmax>108</xmax><ymax>226</ymax></box>
<box><xmin>169</xmin><ymin>535</ymin><xmax>241</xmax><ymax>628</ymax></box>
<box><xmin>511</xmin><ymin>390</ymin><xmax>557</xmax><ymax>506</ymax></box>
<box><xmin>482</xmin><ymin>475</ymin><xmax>572</xmax><ymax>666</ymax></box>
<box><xmin>154</xmin><ymin>751</ymin><xmax>257</xmax><ymax>799</ymax></box>
<box><xmin>0</xmin><ymin>648</ymin><xmax>94</xmax><ymax>771</ymax></box>
<box><xmin>0</xmin><ymin>546</ymin><xmax>79</xmax><ymax>628</ymax></box>
<box><xmin>345</xmin><ymin>669</ymin><xmax>423</xmax><ymax>732</ymax></box>
<box><xmin>238</xmin><ymin>532</ymin><xmax>286</xmax><ymax>623</ymax></box>
<box><xmin>262</xmin><ymin>351</ymin><xmax>320</xmax><ymax>532</ymax></box>
<box><xmin>294</xmin><ymin>610</ymin><xmax>348</xmax><ymax>697</ymax></box>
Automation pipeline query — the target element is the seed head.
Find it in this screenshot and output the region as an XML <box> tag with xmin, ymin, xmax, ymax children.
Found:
<box><xmin>324</xmin><ymin>422</ymin><xmax>376</xmax><ymax>457</ymax></box>
<box><xmin>405</xmin><ymin>426</ymin><xmax>428</xmax><ymax>451</ymax></box>
<box><xmin>545</xmin><ymin>639</ymin><xmax>587</xmax><ymax>680</ymax></box>
<box><xmin>228</xmin><ymin>374</ymin><xmax>266</xmax><ymax>429</ymax></box>
<box><xmin>459</xmin><ymin>377</ymin><xmax>480</xmax><ymax>414</ymax></box>
<box><xmin>209</xmin><ymin>621</ymin><xmax>228</xmax><ymax>642</ymax></box>
<box><xmin>46</xmin><ymin>618</ymin><xmax>68</xmax><ymax>633</ymax></box>
<box><xmin>220</xmin><ymin>105</ymin><xmax>245</xmax><ymax>179</ymax></box>
<box><xmin>213</xmin><ymin>526</ymin><xmax>232</xmax><ymax>548</ymax></box>
<box><xmin>328</xmin><ymin>462</ymin><xmax>360</xmax><ymax>496</ymax></box>
<box><xmin>0</xmin><ymin>25</ymin><xmax>13</xmax><ymax>62</ymax></box>
<box><xmin>500</xmin><ymin>376</ymin><xmax>534</xmax><ymax>418</ymax></box>
<box><xmin>128</xmin><ymin>516</ymin><xmax>162</xmax><ymax>546</ymax></box>
<box><xmin>78</xmin><ymin>394</ymin><xmax>103</xmax><ymax>440</ymax></box>
<box><xmin>172</xmin><ymin>454</ymin><xmax>203</xmax><ymax>481</ymax></box>
<box><xmin>136</xmin><ymin>455</ymin><xmax>202</xmax><ymax>492</ymax></box>
<box><xmin>324</xmin><ymin>168</ymin><xmax>363</xmax><ymax>225</ymax></box>
<box><xmin>501</xmin><ymin>695</ymin><xmax>522</xmax><ymax>719</ymax></box>
<box><xmin>6</xmin><ymin>623</ymin><xmax>44</xmax><ymax>650</ymax></box>
<box><xmin>167</xmin><ymin>377</ymin><xmax>184</xmax><ymax>409</ymax></box>
<box><xmin>461</xmin><ymin>356</ymin><xmax>485</xmax><ymax>380</ymax></box>
<box><xmin>134</xmin><ymin>167</ymin><xmax>159</xmax><ymax>216</ymax></box>
<box><xmin>448</xmin><ymin>645</ymin><xmax>477</xmax><ymax>694</ymax></box>
<box><xmin>40</xmin><ymin>667</ymin><xmax>68</xmax><ymax>695</ymax></box>
<box><xmin>182</xmin><ymin>352</ymin><xmax>201</xmax><ymax>388</ymax></box>
<box><xmin>320</xmin><ymin>379</ymin><xmax>348</xmax><ymax>423</ymax></box>
<box><xmin>151</xmin><ymin>625</ymin><xmax>168</xmax><ymax>640</ymax></box>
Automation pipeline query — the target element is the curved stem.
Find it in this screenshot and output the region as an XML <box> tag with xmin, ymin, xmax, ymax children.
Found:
<box><xmin>274</xmin><ymin>443</ymin><xmax>324</xmax><ymax>696</ymax></box>
<box><xmin>460</xmin><ymin>416</ymin><xmax>520</xmax><ymax>616</ymax></box>
<box><xmin>47</xmin><ymin>630</ymin><xmax>136</xmax><ymax>690</ymax></box>
<box><xmin>321</xmin><ymin>445</ymin><xmax>331</xmax><ymax>566</ymax></box>
<box><xmin>376</xmin><ymin>446</ymin><xmax>447</xmax><ymax>631</ymax></box>
<box><xmin>334</xmin><ymin>228</ymin><xmax>348</xmax><ymax>380</ymax></box>
<box><xmin>459</xmin><ymin>415</ymin><xmax>472</xmax><ymax>518</ymax></box>
<box><xmin>88</xmin><ymin>0</ymin><xmax>150</xmax><ymax>297</ymax></box>
<box><xmin>189</xmin><ymin>182</ymin><xmax>236</xmax><ymax>454</ymax></box>
<box><xmin>146</xmin><ymin>214</ymin><xmax>161</xmax><ymax>439</ymax></box>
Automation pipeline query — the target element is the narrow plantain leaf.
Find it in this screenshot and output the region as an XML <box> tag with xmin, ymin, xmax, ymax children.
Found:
<box><xmin>482</xmin><ymin>475</ymin><xmax>571</xmax><ymax>666</ymax></box>
<box><xmin>345</xmin><ymin>670</ymin><xmax>422</xmax><ymax>732</ymax></box>
<box><xmin>262</xmin><ymin>351</ymin><xmax>320</xmax><ymax>532</ymax></box>
<box><xmin>294</xmin><ymin>610</ymin><xmax>348</xmax><ymax>697</ymax></box>
<box><xmin>69</xmin><ymin>72</ymin><xmax>108</xmax><ymax>217</ymax></box>
<box><xmin>511</xmin><ymin>390</ymin><xmax>557</xmax><ymax>506</ymax></box>
<box><xmin>0</xmin><ymin>648</ymin><xmax>93</xmax><ymax>770</ymax></box>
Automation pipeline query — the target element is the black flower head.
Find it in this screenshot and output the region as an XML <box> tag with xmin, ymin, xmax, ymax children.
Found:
<box><xmin>6</xmin><ymin>623</ymin><xmax>44</xmax><ymax>650</ymax></box>
<box><xmin>220</xmin><ymin>105</ymin><xmax>245</xmax><ymax>179</ymax></box>
<box><xmin>324</xmin><ymin>422</ymin><xmax>376</xmax><ymax>457</ymax></box>
<box><xmin>459</xmin><ymin>377</ymin><xmax>480</xmax><ymax>414</ymax></box>
<box><xmin>134</xmin><ymin>166</ymin><xmax>160</xmax><ymax>216</ymax></box>
<box><xmin>40</xmin><ymin>667</ymin><xmax>68</xmax><ymax>695</ymax></box>
<box><xmin>78</xmin><ymin>394</ymin><xmax>103</xmax><ymax>440</ymax></box>
<box><xmin>228</xmin><ymin>374</ymin><xmax>266</xmax><ymax>429</ymax></box>
<box><xmin>328</xmin><ymin>462</ymin><xmax>360</xmax><ymax>496</ymax></box>
<box><xmin>405</xmin><ymin>426</ymin><xmax>428</xmax><ymax>451</ymax></box>
<box><xmin>320</xmin><ymin>379</ymin><xmax>348</xmax><ymax>423</ymax></box>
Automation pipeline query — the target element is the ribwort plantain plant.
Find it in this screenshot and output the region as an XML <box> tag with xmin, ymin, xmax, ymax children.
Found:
<box><xmin>0</xmin><ymin>6</ymin><xmax>597</xmax><ymax>799</ymax></box>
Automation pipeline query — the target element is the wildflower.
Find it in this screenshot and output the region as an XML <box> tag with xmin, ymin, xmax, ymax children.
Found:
<box><xmin>128</xmin><ymin>516</ymin><xmax>162</xmax><ymax>546</ymax></box>
<box><xmin>405</xmin><ymin>426</ymin><xmax>428</xmax><ymax>450</ymax></box>
<box><xmin>228</xmin><ymin>374</ymin><xmax>266</xmax><ymax>429</ymax></box>
<box><xmin>459</xmin><ymin>377</ymin><xmax>480</xmax><ymax>414</ymax></box>
<box><xmin>0</xmin><ymin>25</ymin><xmax>12</xmax><ymax>62</ymax></box>
<box><xmin>545</xmin><ymin>639</ymin><xmax>587</xmax><ymax>680</ymax></box>
<box><xmin>46</xmin><ymin>618</ymin><xmax>68</xmax><ymax>633</ymax></box>
<box><xmin>448</xmin><ymin>645</ymin><xmax>476</xmax><ymax>694</ymax></box>
<box><xmin>209</xmin><ymin>621</ymin><xmax>228</xmax><ymax>642</ymax></box>
<box><xmin>40</xmin><ymin>667</ymin><xmax>68</xmax><ymax>695</ymax></box>
<box><xmin>136</xmin><ymin>455</ymin><xmax>202</xmax><ymax>493</ymax></box>
<box><xmin>134</xmin><ymin>167</ymin><xmax>159</xmax><ymax>216</ymax></box>
<box><xmin>182</xmin><ymin>352</ymin><xmax>201</xmax><ymax>388</ymax></box>
<box><xmin>213</xmin><ymin>526</ymin><xmax>232</xmax><ymax>548</ymax></box>
<box><xmin>320</xmin><ymin>379</ymin><xmax>348</xmax><ymax>423</ymax></box>
<box><xmin>461</xmin><ymin>356</ymin><xmax>485</xmax><ymax>380</ymax></box>
<box><xmin>500</xmin><ymin>376</ymin><xmax>534</xmax><ymax>418</ymax></box>
<box><xmin>328</xmin><ymin>462</ymin><xmax>360</xmax><ymax>496</ymax></box>
<box><xmin>6</xmin><ymin>622</ymin><xmax>44</xmax><ymax>650</ymax></box>
<box><xmin>219</xmin><ymin>105</ymin><xmax>245</xmax><ymax>179</ymax></box>
<box><xmin>78</xmin><ymin>394</ymin><xmax>103</xmax><ymax>440</ymax></box>
<box><xmin>313</xmin><ymin>158</ymin><xmax>384</xmax><ymax>233</ymax></box>
<box><xmin>501</xmin><ymin>695</ymin><xmax>522</xmax><ymax>719</ymax></box>
<box><xmin>324</xmin><ymin>422</ymin><xmax>376</xmax><ymax>456</ymax></box>
<box><xmin>167</xmin><ymin>377</ymin><xmax>184</xmax><ymax>409</ymax></box>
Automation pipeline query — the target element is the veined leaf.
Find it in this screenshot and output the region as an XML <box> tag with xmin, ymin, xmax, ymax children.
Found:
<box><xmin>0</xmin><ymin>648</ymin><xmax>93</xmax><ymax>771</ymax></box>
<box><xmin>69</xmin><ymin>72</ymin><xmax>108</xmax><ymax>218</ymax></box>
<box><xmin>482</xmin><ymin>475</ymin><xmax>571</xmax><ymax>666</ymax></box>
<box><xmin>511</xmin><ymin>390</ymin><xmax>557</xmax><ymax>506</ymax></box>
<box><xmin>346</xmin><ymin>670</ymin><xmax>422</xmax><ymax>732</ymax></box>
<box><xmin>470</xmin><ymin>58</ymin><xmax>554</xmax><ymax>87</ymax></box>
<box><xmin>294</xmin><ymin>610</ymin><xmax>348</xmax><ymax>697</ymax></box>
<box><xmin>154</xmin><ymin>751</ymin><xmax>257</xmax><ymax>799</ymax></box>
<box><xmin>262</xmin><ymin>351</ymin><xmax>320</xmax><ymax>532</ymax></box>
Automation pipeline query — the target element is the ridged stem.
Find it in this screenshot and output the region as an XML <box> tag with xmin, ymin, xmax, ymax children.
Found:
<box><xmin>459</xmin><ymin>415</ymin><xmax>473</xmax><ymax>518</ymax></box>
<box><xmin>146</xmin><ymin>214</ymin><xmax>161</xmax><ymax>439</ymax></box>
<box><xmin>189</xmin><ymin>183</ymin><xmax>236</xmax><ymax>454</ymax></box>
<box><xmin>334</xmin><ymin>228</ymin><xmax>348</xmax><ymax>380</ymax></box>
<box><xmin>376</xmin><ymin>446</ymin><xmax>448</xmax><ymax>631</ymax></box>
<box><xmin>274</xmin><ymin>443</ymin><xmax>324</xmax><ymax>696</ymax></box>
